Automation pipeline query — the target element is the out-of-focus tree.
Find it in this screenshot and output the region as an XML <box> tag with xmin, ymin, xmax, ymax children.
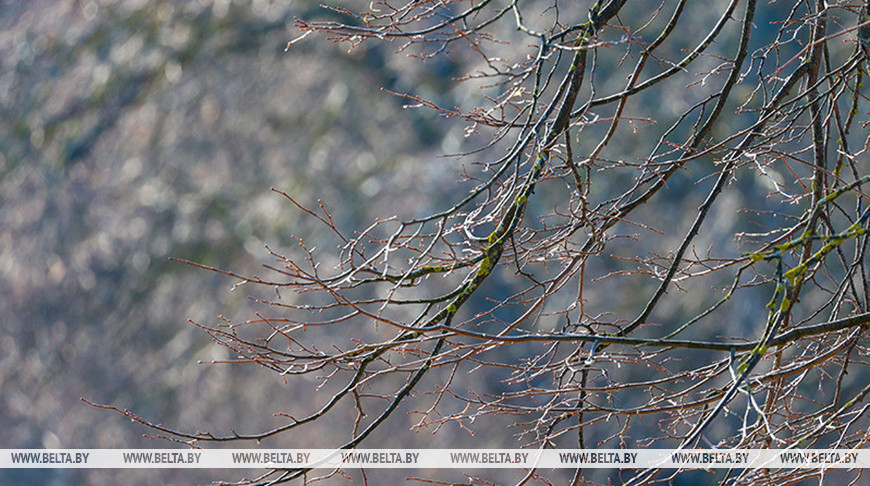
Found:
<box><xmin>95</xmin><ymin>0</ymin><xmax>870</xmax><ymax>485</ymax></box>
<box><xmin>2</xmin><ymin>1</ymin><xmax>453</xmax><ymax>484</ymax></box>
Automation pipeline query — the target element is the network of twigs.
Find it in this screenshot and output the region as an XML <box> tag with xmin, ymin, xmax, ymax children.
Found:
<box><xmin>97</xmin><ymin>1</ymin><xmax>870</xmax><ymax>484</ymax></box>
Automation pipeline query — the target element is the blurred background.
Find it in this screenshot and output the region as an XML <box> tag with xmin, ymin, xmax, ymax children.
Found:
<box><xmin>2</xmin><ymin>1</ymin><xmax>868</xmax><ymax>485</ymax></box>
<box><xmin>1</xmin><ymin>0</ymin><xmax>463</xmax><ymax>483</ymax></box>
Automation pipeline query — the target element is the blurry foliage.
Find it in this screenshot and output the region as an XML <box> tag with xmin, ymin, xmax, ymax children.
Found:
<box><xmin>1</xmin><ymin>0</ymin><xmax>450</xmax><ymax>484</ymax></box>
